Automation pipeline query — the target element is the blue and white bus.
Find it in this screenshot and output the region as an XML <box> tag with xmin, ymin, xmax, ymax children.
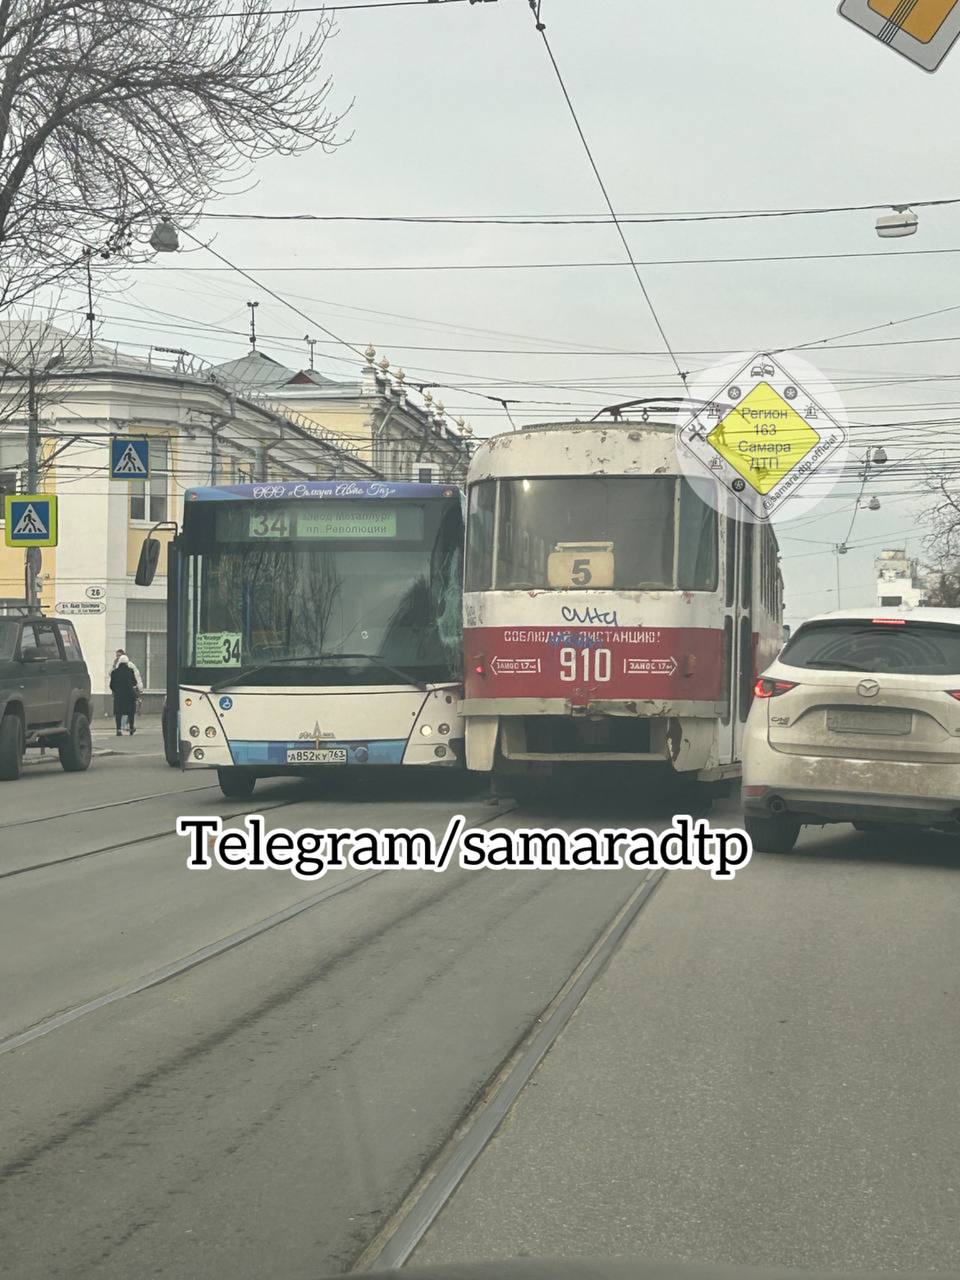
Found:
<box><xmin>137</xmin><ymin>479</ymin><xmax>465</xmax><ymax>798</ymax></box>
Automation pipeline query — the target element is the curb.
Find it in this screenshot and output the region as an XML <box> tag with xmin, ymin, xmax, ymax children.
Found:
<box><xmin>23</xmin><ymin>748</ymin><xmax>118</xmax><ymax>767</ymax></box>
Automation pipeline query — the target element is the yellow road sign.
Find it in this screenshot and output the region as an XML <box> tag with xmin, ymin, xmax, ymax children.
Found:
<box><xmin>840</xmin><ymin>0</ymin><xmax>960</xmax><ymax>69</ymax></box>
<box><xmin>707</xmin><ymin>384</ymin><xmax>821</xmax><ymax>496</ymax></box>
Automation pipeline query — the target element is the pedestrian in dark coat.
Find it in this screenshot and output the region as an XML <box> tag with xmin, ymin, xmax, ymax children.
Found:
<box><xmin>110</xmin><ymin>652</ymin><xmax>141</xmax><ymax>735</ymax></box>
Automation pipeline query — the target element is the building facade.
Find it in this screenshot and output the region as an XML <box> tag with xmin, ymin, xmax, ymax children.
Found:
<box><xmin>0</xmin><ymin>326</ymin><xmax>472</xmax><ymax>715</ymax></box>
<box><xmin>874</xmin><ymin>548</ymin><xmax>937</xmax><ymax>609</ymax></box>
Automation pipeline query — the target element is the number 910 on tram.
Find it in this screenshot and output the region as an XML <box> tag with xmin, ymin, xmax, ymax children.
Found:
<box><xmin>460</xmin><ymin>421</ymin><xmax>784</xmax><ymax>794</ymax></box>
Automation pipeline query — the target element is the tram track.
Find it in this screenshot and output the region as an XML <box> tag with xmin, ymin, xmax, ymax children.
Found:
<box><xmin>0</xmin><ymin>800</ymin><xmax>520</xmax><ymax>1058</ymax></box>
<box><xmin>351</xmin><ymin>866</ymin><xmax>666</xmax><ymax>1271</ymax></box>
<box><xmin>0</xmin><ymin>782</ymin><xmax>221</xmax><ymax>831</ymax></box>
<box><xmin>0</xmin><ymin>796</ymin><xmax>299</xmax><ymax>881</ymax></box>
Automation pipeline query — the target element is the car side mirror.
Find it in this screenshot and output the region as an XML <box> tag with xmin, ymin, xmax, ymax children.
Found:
<box><xmin>135</xmin><ymin>537</ymin><xmax>161</xmax><ymax>587</ymax></box>
<box><xmin>21</xmin><ymin>652</ymin><xmax>47</xmax><ymax>664</ymax></box>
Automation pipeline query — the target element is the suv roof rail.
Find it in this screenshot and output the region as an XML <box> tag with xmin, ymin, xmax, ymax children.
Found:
<box><xmin>0</xmin><ymin>598</ymin><xmax>44</xmax><ymax>617</ymax></box>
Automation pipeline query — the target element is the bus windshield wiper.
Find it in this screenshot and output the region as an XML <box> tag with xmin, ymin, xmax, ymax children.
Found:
<box><xmin>209</xmin><ymin>651</ymin><xmax>428</xmax><ymax>693</ymax></box>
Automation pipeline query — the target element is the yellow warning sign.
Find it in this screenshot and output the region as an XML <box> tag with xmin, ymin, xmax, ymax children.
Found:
<box><xmin>706</xmin><ymin>383</ymin><xmax>821</xmax><ymax>496</ymax></box>
<box><xmin>868</xmin><ymin>0</ymin><xmax>957</xmax><ymax>44</ymax></box>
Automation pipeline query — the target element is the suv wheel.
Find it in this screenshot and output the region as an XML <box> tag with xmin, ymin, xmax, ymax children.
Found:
<box><xmin>745</xmin><ymin>813</ymin><xmax>801</xmax><ymax>854</ymax></box>
<box><xmin>59</xmin><ymin>709</ymin><xmax>92</xmax><ymax>773</ymax></box>
<box><xmin>217</xmin><ymin>767</ymin><xmax>256</xmax><ymax>800</ymax></box>
<box><xmin>0</xmin><ymin>713</ymin><xmax>24</xmax><ymax>781</ymax></box>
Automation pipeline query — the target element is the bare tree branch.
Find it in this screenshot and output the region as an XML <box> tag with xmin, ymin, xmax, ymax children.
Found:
<box><xmin>0</xmin><ymin>0</ymin><xmax>349</xmax><ymax>308</ymax></box>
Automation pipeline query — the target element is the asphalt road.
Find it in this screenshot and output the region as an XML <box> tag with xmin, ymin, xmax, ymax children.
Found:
<box><xmin>1</xmin><ymin>734</ymin><xmax>959</xmax><ymax>1277</ymax></box>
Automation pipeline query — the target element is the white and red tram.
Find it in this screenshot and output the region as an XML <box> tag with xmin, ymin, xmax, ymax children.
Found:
<box><xmin>460</xmin><ymin>421</ymin><xmax>784</xmax><ymax>792</ymax></box>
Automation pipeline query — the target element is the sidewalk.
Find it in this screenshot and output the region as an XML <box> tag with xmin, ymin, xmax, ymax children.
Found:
<box><xmin>25</xmin><ymin>719</ymin><xmax>164</xmax><ymax>765</ymax></box>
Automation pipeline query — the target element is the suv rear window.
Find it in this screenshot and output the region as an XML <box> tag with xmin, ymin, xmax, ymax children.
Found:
<box><xmin>58</xmin><ymin>623</ymin><xmax>83</xmax><ymax>661</ymax></box>
<box><xmin>783</xmin><ymin>620</ymin><xmax>960</xmax><ymax>676</ymax></box>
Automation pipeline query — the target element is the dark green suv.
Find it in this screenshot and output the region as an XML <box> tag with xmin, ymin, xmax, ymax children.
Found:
<box><xmin>0</xmin><ymin>614</ymin><xmax>93</xmax><ymax>780</ymax></box>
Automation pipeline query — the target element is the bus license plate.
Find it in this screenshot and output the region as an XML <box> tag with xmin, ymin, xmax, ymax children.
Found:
<box><xmin>285</xmin><ymin>747</ymin><xmax>348</xmax><ymax>764</ymax></box>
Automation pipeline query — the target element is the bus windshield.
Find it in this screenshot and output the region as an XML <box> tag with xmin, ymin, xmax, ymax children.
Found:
<box><xmin>465</xmin><ymin>476</ymin><xmax>718</xmax><ymax>592</ymax></box>
<box><xmin>180</xmin><ymin>498</ymin><xmax>463</xmax><ymax>685</ymax></box>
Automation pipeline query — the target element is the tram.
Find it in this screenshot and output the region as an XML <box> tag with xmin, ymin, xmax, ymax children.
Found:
<box><xmin>135</xmin><ymin>479</ymin><xmax>465</xmax><ymax>798</ymax></box>
<box><xmin>461</xmin><ymin>421</ymin><xmax>784</xmax><ymax>797</ymax></box>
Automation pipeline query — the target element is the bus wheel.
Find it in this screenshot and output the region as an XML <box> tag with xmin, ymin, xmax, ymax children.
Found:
<box><xmin>217</xmin><ymin>768</ymin><xmax>256</xmax><ymax>800</ymax></box>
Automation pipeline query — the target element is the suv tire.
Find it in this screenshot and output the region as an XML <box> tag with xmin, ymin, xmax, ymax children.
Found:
<box><xmin>0</xmin><ymin>713</ymin><xmax>24</xmax><ymax>781</ymax></box>
<box><xmin>217</xmin><ymin>767</ymin><xmax>256</xmax><ymax>800</ymax></box>
<box><xmin>745</xmin><ymin>813</ymin><xmax>801</xmax><ymax>854</ymax></box>
<box><xmin>59</xmin><ymin>709</ymin><xmax>92</xmax><ymax>772</ymax></box>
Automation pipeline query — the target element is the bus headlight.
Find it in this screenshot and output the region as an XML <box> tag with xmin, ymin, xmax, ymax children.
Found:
<box><xmin>189</xmin><ymin>725</ymin><xmax>200</xmax><ymax>738</ymax></box>
<box><xmin>420</xmin><ymin>725</ymin><xmax>433</xmax><ymax>737</ymax></box>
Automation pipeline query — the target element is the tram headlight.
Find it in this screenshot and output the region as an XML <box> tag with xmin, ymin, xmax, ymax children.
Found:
<box><xmin>193</xmin><ymin>748</ymin><xmax>205</xmax><ymax>760</ymax></box>
<box><xmin>434</xmin><ymin>745</ymin><xmax>446</xmax><ymax>758</ymax></box>
<box><xmin>189</xmin><ymin>725</ymin><xmax>200</xmax><ymax>738</ymax></box>
<box><xmin>204</xmin><ymin>726</ymin><xmax>217</xmax><ymax>739</ymax></box>
<box><xmin>420</xmin><ymin>724</ymin><xmax>433</xmax><ymax>737</ymax></box>
<box><xmin>438</xmin><ymin>723</ymin><xmax>451</xmax><ymax>735</ymax></box>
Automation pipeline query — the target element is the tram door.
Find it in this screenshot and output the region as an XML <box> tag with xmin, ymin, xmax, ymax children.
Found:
<box><xmin>720</xmin><ymin>499</ymin><xmax>754</xmax><ymax>765</ymax></box>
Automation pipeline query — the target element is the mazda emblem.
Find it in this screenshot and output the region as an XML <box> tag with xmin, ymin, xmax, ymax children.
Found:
<box><xmin>857</xmin><ymin>679</ymin><xmax>880</xmax><ymax>698</ymax></box>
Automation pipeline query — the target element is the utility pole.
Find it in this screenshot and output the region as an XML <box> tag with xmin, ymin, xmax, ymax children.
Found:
<box><xmin>305</xmin><ymin>335</ymin><xmax>317</xmax><ymax>371</ymax></box>
<box><xmin>247</xmin><ymin>301</ymin><xmax>259</xmax><ymax>351</ymax></box>
<box><xmin>25</xmin><ymin>366</ymin><xmax>39</xmax><ymax>608</ymax></box>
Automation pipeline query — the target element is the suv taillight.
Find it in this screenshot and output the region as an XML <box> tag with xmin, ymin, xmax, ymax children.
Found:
<box><xmin>948</xmin><ymin>691</ymin><xmax>960</xmax><ymax>701</ymax></box>
<box><xmin>754</xmin><ymin>677</ymin><xmax>797</xmax><ymax>699</ymax></box>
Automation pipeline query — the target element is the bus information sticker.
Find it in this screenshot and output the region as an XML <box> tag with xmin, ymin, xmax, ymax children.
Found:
<box><xmin>839</xmin><ymin>0</ymin><xmax>960</xmax><ymax>71</ymax></box>
<box><xmin>196</xmin><ymin>632</ymin><xmax>242</xmax><ymax>666</ymax></box>
<box><xmin>297</xmin><ymin>508</ymin><xmax>398</xmax><ymax>540</ymax></box>
<box><xmin>677</xmin><ymin>352</ymin><xmax>848</xmax><ymax>523</ymax></box>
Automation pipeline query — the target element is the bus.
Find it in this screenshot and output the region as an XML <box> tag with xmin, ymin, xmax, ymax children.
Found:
<box><xmin>136</xmin><ymin>479</ymin><xmax>465</xmax><ymax>798</ymax></box>
<box><xmin>460</xmin><ymin>421</ymin><xmax>783</xmax><ymax>802</ymax></box>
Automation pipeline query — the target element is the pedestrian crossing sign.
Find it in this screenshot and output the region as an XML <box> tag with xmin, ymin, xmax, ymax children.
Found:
<box><xmin>110</xmin><ymin>437</ymin><xmax>150</xmax><ymax>478</ymax></box>
<box><xmin>4</xmin><ymin>494</ymin><xmax>58</xmax><ymax>547</ymax></box>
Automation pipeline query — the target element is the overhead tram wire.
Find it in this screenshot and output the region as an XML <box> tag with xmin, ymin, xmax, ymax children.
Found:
<box><xmin>208</xmin><ymin>0</ymin><xmax>490</xmax><ymax>15</ymax></box>
<box><xmin>524</xmin><ymin>2</ymin><xmax>686</xmax><ymax>389</ymax></box>
<box><xmin>115</xmin><ymin>194</ymin><xmax>960</xmax><ymax>227</ymax></box>
<box><xmin>134</xmin><ymin>243</ymin><xmax>960</xmax><ymax>272</ymax></box>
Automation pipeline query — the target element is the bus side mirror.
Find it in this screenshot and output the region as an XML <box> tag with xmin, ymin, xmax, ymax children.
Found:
<box><xmin>135</xmin><ymin>537</ymin><xmax>161</xmax><ymax>587</ymax></box>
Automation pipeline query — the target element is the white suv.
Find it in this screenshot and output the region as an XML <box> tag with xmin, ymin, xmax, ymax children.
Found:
<box><xmin>742</xmin><ymin>608</ymin><xmax>960</xmax><ymax>852</ymax></box>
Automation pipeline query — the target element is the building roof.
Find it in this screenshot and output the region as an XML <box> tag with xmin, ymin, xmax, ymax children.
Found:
<box><xmin>209</xmin><ymin>351</ymin><xmax>343</xmax><ymax>392</ymax></box>
<box><xmin>0</xmin><ymin>319</ymin><xmax>150</xmax><ymax>371</ymax></box>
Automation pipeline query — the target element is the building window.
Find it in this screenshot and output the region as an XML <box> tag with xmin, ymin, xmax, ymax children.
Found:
<box><xmin>236</xmin><ymin>463</ymin><xmax>254</xmax><ymax>483</ymax></box>
<box><xmin>0</xmin><ymin>469</ymin><xmax>19</xmax><ymax>523</ymax></box>
<box><xmin>126</xmin><ymin>599</ymin><xmax>167</xmax><ymax>691</ymax></box>
<box><xmin>130</xmin><ymin>437</ymin><xmax>169</xmax><ymax>522</ymax></box>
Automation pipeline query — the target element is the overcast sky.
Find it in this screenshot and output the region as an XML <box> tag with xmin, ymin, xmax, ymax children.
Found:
<box><xmin>55</xmin><ymin>0</ymin><xmax>960</xmax><ymax>624</ymax></box>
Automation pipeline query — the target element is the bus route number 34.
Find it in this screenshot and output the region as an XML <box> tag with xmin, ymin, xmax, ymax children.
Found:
<box><xmin>559</xmin><ymin>647</ymin><xmax>612</xmax><ymax>683</ymax></box>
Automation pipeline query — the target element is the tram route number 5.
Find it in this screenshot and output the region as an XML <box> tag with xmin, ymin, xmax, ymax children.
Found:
<box><xmin>560</xmin><ymin>647</ymin><xmax>612</xmax><ymax>683</ymax></box>
<box><xmin>548</xmin><ymin>542</ymin><xmax>615</xmax><ymax>590</ymax></box>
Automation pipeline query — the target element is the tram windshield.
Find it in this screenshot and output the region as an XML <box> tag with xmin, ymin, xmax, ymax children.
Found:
<box><xmin>465</xmin><ymin>476</ymin><xmax>718</xmax><ymax>592</ymax></box>
<box><xmin>180</xmin><ymin>498</ymin><xmax>463</xmax><ymax>685</ymax></box>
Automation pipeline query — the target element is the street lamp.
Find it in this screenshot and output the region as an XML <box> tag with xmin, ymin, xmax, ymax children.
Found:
<box><xmin>876</xmin><ymin>207</ymin><xmax>918</xmax><ymax>239</ymax></box>
<box><xmin>150</xmin><ymin>218</ymin><xmax>179</xmax><ymax>253</ymax></box>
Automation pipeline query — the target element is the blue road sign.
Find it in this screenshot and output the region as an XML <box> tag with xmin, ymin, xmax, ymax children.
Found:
<box><xmin>4</xmin><ymin>494</ymin><xmax>58</xmax><ymax>547</ymax></box>
<box><xmin>111</xmin><ymin>437</ymin><xmax>150</xmax><ymax>479</ymax></box>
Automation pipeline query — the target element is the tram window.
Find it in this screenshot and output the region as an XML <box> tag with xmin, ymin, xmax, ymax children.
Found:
<box><xmin>677</xmin><ymin>484</ymin><xmax>718</xmax><ymax>591</ymax></box>
<box><xmin>740</xmin><ymin>522</ymin><xmax>753</xmax><ymax>611</ymax></box>
<box><xmin>493</xmin><ymin>476</ymin><xmax>675</xmax><ymax>591</ymax></box>
<box><xmin>724</xmin><ymin>515</ymin><xmax>736</xmax><ymax>609</ymax></box>
<box><xmin>465</xmin><ymin>481</ymin><xmax>496</xmax><ymax>591</ymax></box>
<box><xmin>738</xmin><ymin>614</ymin><xmax>753</xmax><ymax>722</ymax></box>
<box><xmin>721</xmin><ymin>615</ymin><xmax>733</xmax><ymax>726</ymax></box>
